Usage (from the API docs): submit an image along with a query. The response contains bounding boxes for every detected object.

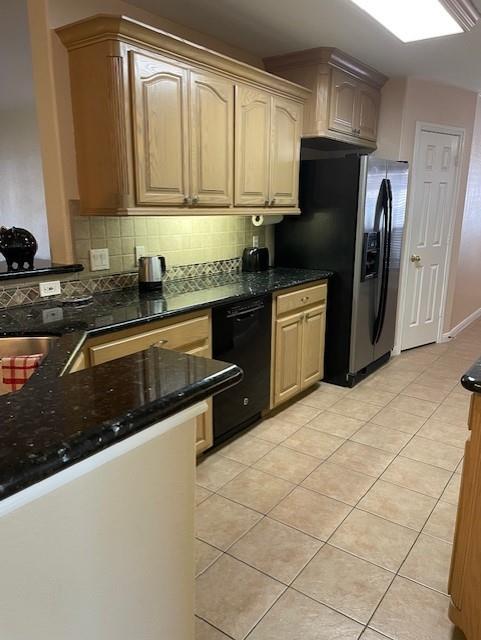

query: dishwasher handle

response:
[226,303,265,319]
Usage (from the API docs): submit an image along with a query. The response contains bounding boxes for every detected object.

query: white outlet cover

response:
[39,281,61,297]
[89,248,110,271]
[252,235,259,248]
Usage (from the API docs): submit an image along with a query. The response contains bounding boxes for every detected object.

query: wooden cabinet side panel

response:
[269,96,302,207]
[449,393,481,638]
[69,42,134,213]
[130,52,190,205]
[234,85,271,206]
[190,71,234,206]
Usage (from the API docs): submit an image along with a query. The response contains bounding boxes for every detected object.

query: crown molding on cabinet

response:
[264,47,387,89]
[56,14,311,102]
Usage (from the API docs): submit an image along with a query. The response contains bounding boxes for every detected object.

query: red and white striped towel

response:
[1,354,43,392]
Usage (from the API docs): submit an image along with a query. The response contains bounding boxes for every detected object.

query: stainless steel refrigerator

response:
[275,155,409,387]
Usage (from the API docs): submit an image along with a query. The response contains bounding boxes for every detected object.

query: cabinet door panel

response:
[130,52,190,205]
[190,72,234,206]
[235,85,270,206]
[301,305,326,389]
[358,83,380,142]
[329,69,358,137]
[274,312,303,405]
[269,96,302,207]
[184,343,213,455]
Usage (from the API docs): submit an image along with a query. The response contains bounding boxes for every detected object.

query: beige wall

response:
[1,1,50,261]
[451,94,481,329]
[376,77,407,161]
[27,0,265,272]
[377,77,478,335]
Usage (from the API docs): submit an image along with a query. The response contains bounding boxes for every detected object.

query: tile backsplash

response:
[73,215,266,275]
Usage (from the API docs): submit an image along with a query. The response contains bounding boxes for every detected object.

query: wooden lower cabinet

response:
[301,305,326,388]
[67,310,213,455]
[271,281,327,408]
[448,392,481,640]
[274,312,304,405]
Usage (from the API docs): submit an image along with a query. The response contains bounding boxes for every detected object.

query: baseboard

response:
[443,306,481,340]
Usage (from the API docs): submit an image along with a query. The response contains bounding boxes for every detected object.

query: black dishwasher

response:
[212,295,272,445]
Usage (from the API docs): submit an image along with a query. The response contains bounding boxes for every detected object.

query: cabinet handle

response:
[301,296,310,303]
[192,195,199,205]
[153,339,168,348]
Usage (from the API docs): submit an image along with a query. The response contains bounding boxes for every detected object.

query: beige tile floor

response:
[195,320,481,639]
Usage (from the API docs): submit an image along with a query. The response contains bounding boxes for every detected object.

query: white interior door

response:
[401,129,460,350]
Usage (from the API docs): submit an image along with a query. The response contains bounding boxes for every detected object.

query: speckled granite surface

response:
[461,358,481,393]
[0,267,330,501]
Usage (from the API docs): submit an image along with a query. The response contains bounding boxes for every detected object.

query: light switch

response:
[89,248,110,271]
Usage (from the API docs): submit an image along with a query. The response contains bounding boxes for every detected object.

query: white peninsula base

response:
[0,402,205,640]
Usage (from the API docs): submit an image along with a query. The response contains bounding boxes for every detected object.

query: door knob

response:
[410,254,421,263]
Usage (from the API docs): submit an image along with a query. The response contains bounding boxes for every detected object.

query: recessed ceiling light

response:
[350,0,480,43]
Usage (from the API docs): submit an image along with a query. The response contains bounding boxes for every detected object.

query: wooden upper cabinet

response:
[358,82,380,142]
[57,16,310,215]
[329,69,359,137]
[235,85,270,206]
[131,53,190,206]
[190,71,234,207]
[270,97,302,207]
[264,47,387,149]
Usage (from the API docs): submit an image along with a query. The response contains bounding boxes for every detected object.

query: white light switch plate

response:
[89,248,110,271]
[39,281,61,297]
[135,245,146,261]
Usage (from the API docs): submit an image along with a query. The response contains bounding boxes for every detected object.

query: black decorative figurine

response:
[0,226,38,271]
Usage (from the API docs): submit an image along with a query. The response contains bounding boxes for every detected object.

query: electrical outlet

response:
[42,307,63,323]
[39,281,61,297]
[89,248,110,271]
[252,235,259,248]
[135,245,146,261]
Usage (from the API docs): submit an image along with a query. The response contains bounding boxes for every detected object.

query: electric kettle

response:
[138,255,166,291]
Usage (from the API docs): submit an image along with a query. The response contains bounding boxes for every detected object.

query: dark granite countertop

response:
[461,358,481,393]
[0,267,330,502]
[0,260,83,281]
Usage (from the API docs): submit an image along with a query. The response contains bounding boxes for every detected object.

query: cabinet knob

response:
[270,198,276,206]
[153,339,168,347]
[192,195,199,205]
[264,200,269,207]
[184,196,192,206]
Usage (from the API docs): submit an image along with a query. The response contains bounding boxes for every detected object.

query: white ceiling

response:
[130,0,481,92]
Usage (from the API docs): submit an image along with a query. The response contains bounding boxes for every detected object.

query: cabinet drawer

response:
[89,315,209,366]
[276,283,327,315]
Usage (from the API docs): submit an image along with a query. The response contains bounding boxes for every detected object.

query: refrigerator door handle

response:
[373,179,392,345]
